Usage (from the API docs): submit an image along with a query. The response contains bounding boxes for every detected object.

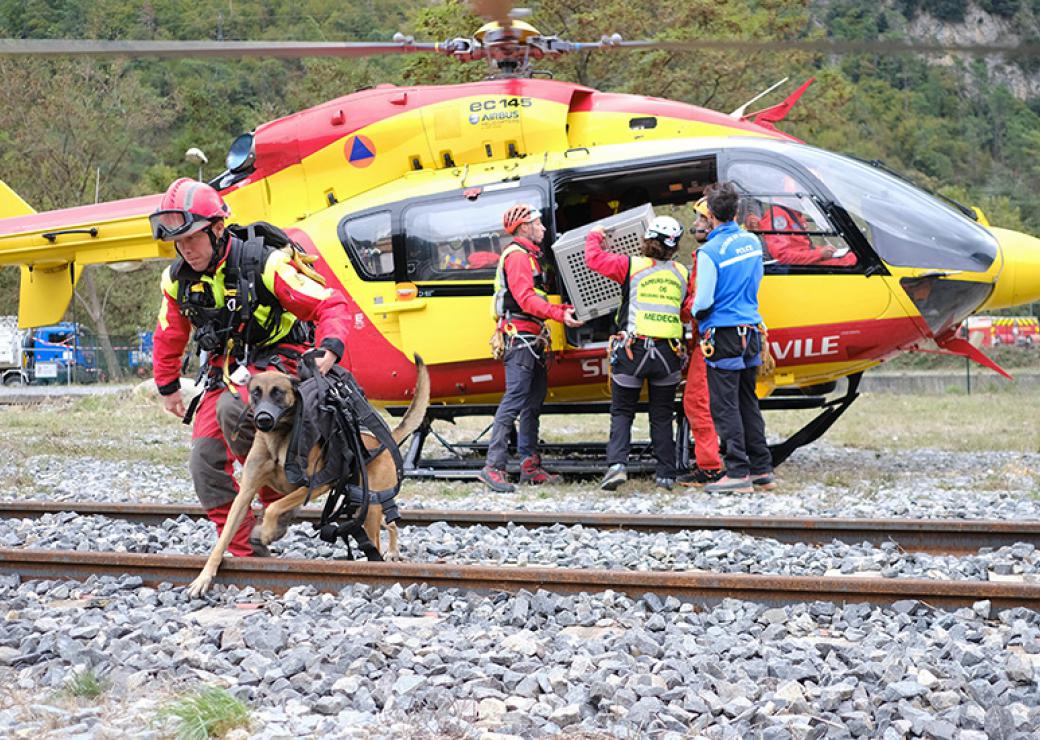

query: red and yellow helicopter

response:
[1,6,1039,472]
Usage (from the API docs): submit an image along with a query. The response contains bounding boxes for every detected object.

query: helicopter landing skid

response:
[391,374,861,481]
[763,372,862,468]
[395,402,663,480]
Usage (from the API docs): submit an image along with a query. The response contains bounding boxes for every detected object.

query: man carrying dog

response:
[150,178,350,555]
[479,202,583,493]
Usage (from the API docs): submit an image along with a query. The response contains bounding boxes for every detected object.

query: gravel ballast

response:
[2,445,1039,522]
[3,513,1040,583]
[0,576,1038,738]
[2,394,1039,737]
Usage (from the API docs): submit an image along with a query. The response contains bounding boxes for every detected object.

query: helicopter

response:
[1,5,1039,475]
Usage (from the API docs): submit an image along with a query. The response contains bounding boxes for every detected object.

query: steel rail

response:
[0,548,1037,611]
[1,501,1037,555]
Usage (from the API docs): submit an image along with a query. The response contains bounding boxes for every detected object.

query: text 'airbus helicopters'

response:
[1,3,1039,472]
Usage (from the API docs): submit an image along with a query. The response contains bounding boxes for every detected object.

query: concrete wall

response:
[860,370,1040,395]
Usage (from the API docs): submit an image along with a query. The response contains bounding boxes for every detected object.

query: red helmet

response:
[502,202,541,234]
[149,178,230,241]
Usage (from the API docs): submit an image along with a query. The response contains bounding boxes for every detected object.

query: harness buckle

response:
[700,328,716,359]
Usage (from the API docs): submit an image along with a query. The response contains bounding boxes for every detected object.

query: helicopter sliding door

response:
[394,182,551,368]
[552,155,719,349]
[721,154,894,382]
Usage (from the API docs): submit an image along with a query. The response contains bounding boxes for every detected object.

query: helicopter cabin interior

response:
[338,149,875,350]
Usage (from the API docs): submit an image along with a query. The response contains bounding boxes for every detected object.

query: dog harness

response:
[283,357,404,561]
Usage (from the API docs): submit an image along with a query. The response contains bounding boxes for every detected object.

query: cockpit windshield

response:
[785,146,998,273]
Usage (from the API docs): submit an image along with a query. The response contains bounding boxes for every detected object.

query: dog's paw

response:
[186,573,213,599]
[383,548,403,562]
[259,508,296,545]
[258,518,279,546]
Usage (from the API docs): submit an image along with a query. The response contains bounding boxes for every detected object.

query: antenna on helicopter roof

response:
[729,77,789,119]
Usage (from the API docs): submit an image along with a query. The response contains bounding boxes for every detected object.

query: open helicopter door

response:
[721,154,894,387]
[392,182,557,371]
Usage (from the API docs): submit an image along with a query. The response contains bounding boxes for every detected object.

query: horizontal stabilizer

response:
[0,192,173,327]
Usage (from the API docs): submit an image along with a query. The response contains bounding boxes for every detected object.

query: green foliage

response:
[978,0,1021,17]
[61,669,108,700]
[156,686,250,740]
[896,0,969,22]
[887,343,1039,370]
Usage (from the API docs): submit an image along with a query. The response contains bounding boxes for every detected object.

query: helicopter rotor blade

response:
[2,35,1039,62]
[608,37,1040,57]
[0,38,441,59]
[470,0,516,28]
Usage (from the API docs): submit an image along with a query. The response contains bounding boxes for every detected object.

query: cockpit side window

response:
[402,187,546,282]
[339,211,394,281]
[782,146,998,273]
[727,161,861,273]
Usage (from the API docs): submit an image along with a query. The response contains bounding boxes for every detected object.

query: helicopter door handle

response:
[373,299,428,314]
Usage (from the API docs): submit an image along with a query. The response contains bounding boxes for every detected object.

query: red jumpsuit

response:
[153,239,350,556]
[758,206,858,267]
[682,257,722,472]
[499,236,570,331]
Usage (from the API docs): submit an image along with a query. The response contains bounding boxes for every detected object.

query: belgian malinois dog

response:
[187,359,429,598]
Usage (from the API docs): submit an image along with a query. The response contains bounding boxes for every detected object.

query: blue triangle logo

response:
[350,137,374,162]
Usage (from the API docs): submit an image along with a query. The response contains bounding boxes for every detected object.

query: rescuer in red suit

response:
[479,203,584,493]
[677,197,725,487]
[755,204,858,267]
[150,178,350,557]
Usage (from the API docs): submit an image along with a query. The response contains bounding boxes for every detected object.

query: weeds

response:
[61,669,107,700]
[155,686,250,740]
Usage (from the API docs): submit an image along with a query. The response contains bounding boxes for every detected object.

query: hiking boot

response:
[655,476,675,491]
[600,464,628,491]
[520,455,561,485]
[676,466,725,488]
[479,466,516,493]
[703,475,754,494]
[752,473,778,491]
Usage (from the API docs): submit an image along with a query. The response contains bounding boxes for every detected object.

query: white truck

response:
[0,315,28,386]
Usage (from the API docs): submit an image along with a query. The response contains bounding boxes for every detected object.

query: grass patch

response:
[886,345,1038,371]
[0,394,189,467]
[764,389,1040,453]
[61,669,107,700]
[156,686,250,740]
[429,387,1039,454]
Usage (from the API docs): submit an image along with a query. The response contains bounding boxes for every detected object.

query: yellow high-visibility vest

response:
[622,256,688,339]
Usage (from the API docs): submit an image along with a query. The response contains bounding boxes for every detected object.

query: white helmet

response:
[644,215,684,250]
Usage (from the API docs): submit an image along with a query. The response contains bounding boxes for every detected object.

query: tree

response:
[0,58,172,371]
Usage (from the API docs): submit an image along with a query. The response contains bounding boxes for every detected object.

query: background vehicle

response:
[0,316,100,385]
[964,316,1038,348]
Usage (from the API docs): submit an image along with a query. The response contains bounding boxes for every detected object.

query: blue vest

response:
[699,221,764,331]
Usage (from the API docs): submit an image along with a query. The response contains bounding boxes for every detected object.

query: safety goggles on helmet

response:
[148,209,212,242]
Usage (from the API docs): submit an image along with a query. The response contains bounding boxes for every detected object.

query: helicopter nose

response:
[978,227,1040,311]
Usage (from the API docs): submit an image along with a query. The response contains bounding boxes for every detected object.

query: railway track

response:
[2,501,1039,555]
[1,548,1038,610]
